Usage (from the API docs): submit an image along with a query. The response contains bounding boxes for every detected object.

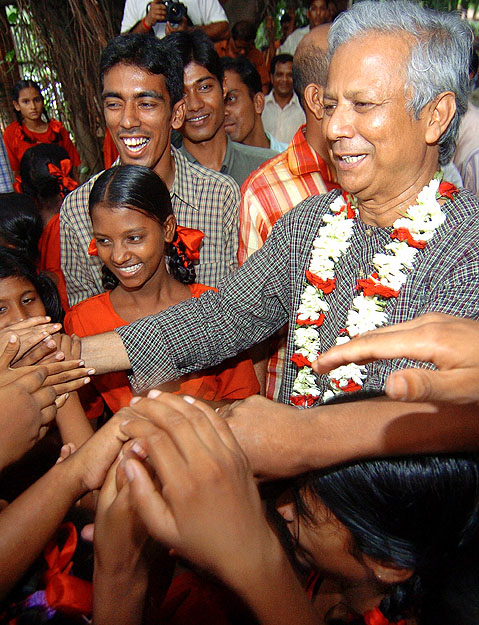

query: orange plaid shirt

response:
[238,125,338,400]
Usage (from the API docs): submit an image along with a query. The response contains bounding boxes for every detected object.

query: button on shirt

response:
[262,91,306,145]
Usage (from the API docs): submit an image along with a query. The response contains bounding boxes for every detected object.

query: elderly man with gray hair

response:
[81,1,479,478]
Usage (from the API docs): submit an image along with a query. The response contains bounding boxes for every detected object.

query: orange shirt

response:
[3,119,81,173]
[64,284,259,418]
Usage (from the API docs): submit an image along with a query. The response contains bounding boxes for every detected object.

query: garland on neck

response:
[290,175,458,408]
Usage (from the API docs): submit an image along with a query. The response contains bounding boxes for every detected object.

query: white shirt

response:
[262,91,306,145]
[121,0,227,38]
[278,25,310,56]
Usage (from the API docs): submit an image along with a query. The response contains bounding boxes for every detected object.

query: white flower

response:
[328,362,368,385]
[292,367,321,395]
[297,285,329,319]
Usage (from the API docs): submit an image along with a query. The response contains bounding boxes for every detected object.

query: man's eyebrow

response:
[102,90,165,100]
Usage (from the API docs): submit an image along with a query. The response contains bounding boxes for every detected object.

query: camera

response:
[151,0,187,24]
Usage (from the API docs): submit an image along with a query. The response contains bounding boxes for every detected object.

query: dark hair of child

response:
[89,165,196,289]
[0,193,43,265]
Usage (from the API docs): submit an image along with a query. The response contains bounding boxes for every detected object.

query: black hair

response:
[0,193,43,265]
[99,34,184,107]
[231,20,257,43]
[292,454,479,624]
[89,165,196,288]
[270,53,293,76]
[0,247,63,323]
[221,56,262,98]
[10,79,49,125]
[20,143,72,201]
[166,30,224,85]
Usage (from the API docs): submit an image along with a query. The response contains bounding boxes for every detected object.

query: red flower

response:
[439,180,458,200]
[390,228,426,249]
[363,607,406,625]
[331,378,362,392]
[291,353,312,368]
[296,314,325,326]
[290,394,316,407]
[306,271,336,294]
[356,277,399,298]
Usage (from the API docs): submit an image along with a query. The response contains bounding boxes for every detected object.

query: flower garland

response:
[290,175,458,408]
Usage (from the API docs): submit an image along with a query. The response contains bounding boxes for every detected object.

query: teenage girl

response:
[64,164,258,417]
[2,80,80,179]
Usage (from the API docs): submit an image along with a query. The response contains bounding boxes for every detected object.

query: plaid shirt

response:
[60,148,240,307]
[117,187,479,403]
[238,125,338,400]
[0,136,13,193]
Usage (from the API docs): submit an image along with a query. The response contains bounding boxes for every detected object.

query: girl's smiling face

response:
[91,203,176,291]
[0,276,46,329]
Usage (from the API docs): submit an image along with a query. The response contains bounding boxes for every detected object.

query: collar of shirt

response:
[171,147,199,210]
[288,125,336,186]
[264,90,302,113]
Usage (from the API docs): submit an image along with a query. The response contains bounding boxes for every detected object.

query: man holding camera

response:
[121,0,229,42]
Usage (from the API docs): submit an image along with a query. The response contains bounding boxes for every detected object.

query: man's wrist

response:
[142,16,152,30]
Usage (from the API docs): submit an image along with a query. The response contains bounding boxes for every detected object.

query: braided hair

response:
[19,144,72,202]
[89,165,196,291]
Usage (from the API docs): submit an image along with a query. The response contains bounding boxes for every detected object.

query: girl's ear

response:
[362,554,414,586]
[164,214,177,243]
[13,100,20,112]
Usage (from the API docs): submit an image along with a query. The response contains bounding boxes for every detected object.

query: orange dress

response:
[64,284,259,418]
[3,120,80,173]
[37,214,69,312]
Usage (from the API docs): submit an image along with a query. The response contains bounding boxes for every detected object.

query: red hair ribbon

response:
[43,522,92,615]
[363,607,406,625]
[47,159,78,195]
[173,225,204,262]
[88,238,98,256]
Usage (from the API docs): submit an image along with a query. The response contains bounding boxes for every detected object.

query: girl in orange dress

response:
[3,80,80,179]
[64,165,258,418]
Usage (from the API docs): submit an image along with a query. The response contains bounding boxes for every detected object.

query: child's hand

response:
[0,318,63,366]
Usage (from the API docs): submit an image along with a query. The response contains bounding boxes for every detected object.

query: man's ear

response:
[424,91,456,147]
[304,83,324,120]
[362,554,414,586]
[253,91,265,115]
[171,98,186,130]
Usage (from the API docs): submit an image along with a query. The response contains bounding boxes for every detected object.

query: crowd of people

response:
[1,0,479,623]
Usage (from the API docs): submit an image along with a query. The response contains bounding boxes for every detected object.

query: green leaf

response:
[6,6,19,24]
[5,50,15,63]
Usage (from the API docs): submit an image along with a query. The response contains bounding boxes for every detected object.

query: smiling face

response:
[271,61,293,100]
[102,64,184,176]
[91,203,175,291]
[223,69,258,143]
[276,490,371,583]
[0,276,46,329]
[13,87,44,123]
[181,62,225,144]
[323,33,437,209]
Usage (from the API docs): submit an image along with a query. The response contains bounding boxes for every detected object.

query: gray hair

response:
[329,1,473,164]
[293,44,329,107]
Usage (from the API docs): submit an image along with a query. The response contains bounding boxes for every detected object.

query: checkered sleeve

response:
[116,216,291,392]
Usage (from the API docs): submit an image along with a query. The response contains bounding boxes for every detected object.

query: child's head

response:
[278,454,479,624]
[11,79,46,125]
[0,247,62,328]
[89,165,196,290]
[0,193,43,265]
[20,144,76,212]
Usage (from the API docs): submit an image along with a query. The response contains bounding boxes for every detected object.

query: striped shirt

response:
[117,188,479,403]
[238,125,338,400]
[60,148,240,307]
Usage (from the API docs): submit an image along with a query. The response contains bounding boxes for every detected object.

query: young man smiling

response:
[170,31,277,186]
[60,34,240,306]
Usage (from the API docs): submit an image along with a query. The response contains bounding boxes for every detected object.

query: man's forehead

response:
[184,61,219,87]
[274,61,293,74]
[103,63,168,90]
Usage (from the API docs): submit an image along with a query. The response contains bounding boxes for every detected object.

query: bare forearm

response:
[0,462,82,598]
[81,332,131,374]
[304,397,479,470]
[93,568,147,625]
[196,21,229,41]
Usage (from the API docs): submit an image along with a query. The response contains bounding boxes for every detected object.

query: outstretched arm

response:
[313,313,479,404]
[120,392,318,625]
